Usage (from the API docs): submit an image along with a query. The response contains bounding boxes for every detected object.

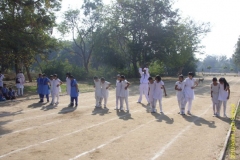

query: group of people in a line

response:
[0,67,231,117]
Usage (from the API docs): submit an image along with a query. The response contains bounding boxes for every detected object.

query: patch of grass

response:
[24,85,37,94]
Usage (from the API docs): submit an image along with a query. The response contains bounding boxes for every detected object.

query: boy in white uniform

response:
[49,75,54,100]
[116,74,122,110]
[94,76,102,107]
[0,71,5,87]
[148,77,155,111]
[218,78,230,117]
[66,73,71,95]
[16,70,25,96]
[137,67,150,103]
[100,77,111,108]
[153,75,167,113]
[51,74,62,105]
[120,75,130,111]
[175,75,185,115]
[183,72,198,115]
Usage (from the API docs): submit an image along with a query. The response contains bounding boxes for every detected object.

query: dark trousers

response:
[40,94,49,101]
[71,97,78,105]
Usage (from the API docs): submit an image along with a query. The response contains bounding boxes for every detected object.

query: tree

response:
[58,0,103,73]
[233,36,240,67]
[0,0,61,81]
[207,66,211,73]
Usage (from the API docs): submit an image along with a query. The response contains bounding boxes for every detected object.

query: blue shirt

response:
[70,79,79,97]
[2,87,8,94]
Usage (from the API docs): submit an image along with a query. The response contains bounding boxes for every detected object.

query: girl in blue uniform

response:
[37,74,43,102]
[69,75,79,107]
[40,74,50,103]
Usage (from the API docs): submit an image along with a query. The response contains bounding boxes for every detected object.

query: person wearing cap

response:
[93,76,101,107]
[119,75,130,111]
[39,74,50,103]
[37,73,43,102]
[115,74,122,110]
[69,75,79,107]
[51,74,62,105]
[0,71,5,87]
[137,66,150,104]
[16,70,25,96]
[100,77,111,108]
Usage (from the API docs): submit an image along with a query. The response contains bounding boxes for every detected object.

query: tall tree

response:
[58,0,103,73]
[0,0,61,81]
[233,36,240,68]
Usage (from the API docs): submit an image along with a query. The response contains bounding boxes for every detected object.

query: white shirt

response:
[148,82,155,101]
[53,78,62,94]
[94,80,102,97]
[175,81,185,100]
[218,83,229,101]
[120,80,129,97]
[153,81,164,100]
[116,80,122,96]
[139,68,149,84]
[66,77,71,95]
[183,78,196,99]
[211,83,220,104]
[101,81,110,97]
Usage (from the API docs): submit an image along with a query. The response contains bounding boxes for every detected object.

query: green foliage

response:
[42,60,87,81]
[149,61,165,76]
[233,37,240,67]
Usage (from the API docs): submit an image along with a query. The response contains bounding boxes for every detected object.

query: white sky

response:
[57,0,240,59]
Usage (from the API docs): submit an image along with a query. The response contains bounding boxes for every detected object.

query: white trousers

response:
[18,88,24,96]
[100,96,108,106]
[138,83,149,103]
[184,98,193,112]
[153,99,162,112]
[212,102,219,114]
[95,96,101,107]
[116,96,122,109]
[218,101,227,115]
[120,97,129,110]
[51,93,59,104]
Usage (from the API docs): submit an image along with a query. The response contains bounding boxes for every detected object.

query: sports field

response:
[0,76,239,160]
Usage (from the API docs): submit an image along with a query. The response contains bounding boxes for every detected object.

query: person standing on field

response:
[183,72,198,115]
[137,65,150,104]
[16,70,25,96]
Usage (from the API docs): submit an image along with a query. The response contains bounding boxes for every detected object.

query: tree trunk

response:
[15,59,19,74]
[132,57,138,78]
[177,67,184,75]
[25,66,32,82]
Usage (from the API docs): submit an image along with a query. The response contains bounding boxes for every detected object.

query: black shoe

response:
[75,104,78,108]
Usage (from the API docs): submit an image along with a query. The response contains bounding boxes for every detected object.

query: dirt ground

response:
[0,76,239,160]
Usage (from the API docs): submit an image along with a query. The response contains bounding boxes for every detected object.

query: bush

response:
[149,61,165,76]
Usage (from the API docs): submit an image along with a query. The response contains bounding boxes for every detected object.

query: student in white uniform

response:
[16,70,25,96]
[148,77,155,112]
[49,75,55,104]
[94,76,102,107]
[115,74,122,110]
[183,72,198,115]
[211,77,220,117]
[175,75,185,115]
[137,67,150,103]
[218,78,230,117]
[51,74,62,105]
[152,75,167,113]
[100,77,111,108]
[0,71,5,87]
[66,73,71,95]
[120,75,130,111]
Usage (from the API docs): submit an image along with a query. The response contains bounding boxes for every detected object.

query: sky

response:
[57,0,240,60]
